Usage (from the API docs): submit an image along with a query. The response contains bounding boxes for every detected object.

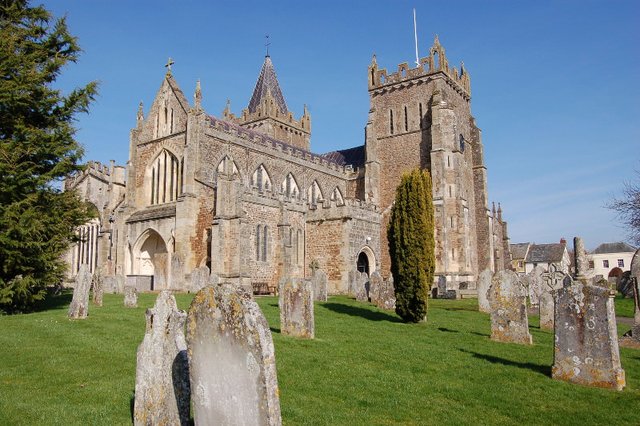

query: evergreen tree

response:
[0,1,97,313]
[387,169,435,323]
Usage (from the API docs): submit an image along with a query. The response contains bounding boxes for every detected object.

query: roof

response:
[321,145,366,168]
[510,243,530,260]
[592,242,636,254]
[525,243,566,263]
[247,56,288,114]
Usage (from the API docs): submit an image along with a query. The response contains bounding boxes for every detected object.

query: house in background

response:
[588,242,636,282]
[524,240,570,274]
[510,242,530,275]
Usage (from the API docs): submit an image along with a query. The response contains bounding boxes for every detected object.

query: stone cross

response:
[186,284,282,425]
[165,57,174,72]
[134,291,190,425]
[540,263,566,330]
[488,270,532,345]
[68,265,91,319]
[552,275,625,390]
[279,278,315,339]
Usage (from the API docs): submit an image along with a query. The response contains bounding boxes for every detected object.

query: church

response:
[64,36,511,296]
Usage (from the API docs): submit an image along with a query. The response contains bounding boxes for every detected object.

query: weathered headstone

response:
[348,269,358,297]
[539,264,566,330]
[134,291,190,425]
[186,285,281,425]
[115,273,125,293]
[279,278,314,339]
[190,266,210,293]
[153,253,168,290]
[552,275,625,390]
[68,265,91,319]
[170,254,185,290]
[311,269,328,302]
[91,269,104,307]
[616,271,634,298]
[124,285,138,308]
[368,271,383,305]
[526,265,546,306]
[488,270,532,345]
[355,272,369,302]
[477,269,492,313]
[376,274,396,310]
[103,275,118,294]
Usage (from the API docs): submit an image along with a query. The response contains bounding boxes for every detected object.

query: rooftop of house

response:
[525,243,567,263]
[510,243,530,260]
[591,242,636,254]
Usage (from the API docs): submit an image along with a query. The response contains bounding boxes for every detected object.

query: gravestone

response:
[539,264,566,330]
[633,278,640,341]
[348,269,358,297]
[68,265,91,319]
[574,236,588,279]
[616,271,634,298]
[115,274,125,293]
[355,272,369,302]
[91,269,104,307]
[134,291,190,425]
[190,266,210,293]
[526,265,546,306]
[124,285,138,308]
[279,278,314,339]
[368,271,384,305]
[103,275,118,294]
[488,270,532,345]
[552,275,625,390]
[477,269,493,313]
[311,269,328,302]
[170,254,185,290]
[153,253,168,290]
[376,275,396,310]
[186,285,281,425]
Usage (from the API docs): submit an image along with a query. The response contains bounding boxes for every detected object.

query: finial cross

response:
[165,57,175,72]
[265,35,271,57]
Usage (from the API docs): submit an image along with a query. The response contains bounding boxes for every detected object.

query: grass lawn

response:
[0,292,639,425]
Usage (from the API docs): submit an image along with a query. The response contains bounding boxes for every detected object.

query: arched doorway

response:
[132,229,168,290]
[608,267,623,287]
[357,252,370,275]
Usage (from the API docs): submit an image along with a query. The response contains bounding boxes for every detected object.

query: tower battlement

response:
[368,36,471,100]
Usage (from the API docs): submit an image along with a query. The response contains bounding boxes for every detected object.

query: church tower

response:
[223,55,311,151]
[365,36,497,291]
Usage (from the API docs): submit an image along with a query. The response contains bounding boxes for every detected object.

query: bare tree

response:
[608,171,640,245]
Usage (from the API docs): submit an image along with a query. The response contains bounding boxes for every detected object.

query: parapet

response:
[64,160,126,191]
[368,35,471,99]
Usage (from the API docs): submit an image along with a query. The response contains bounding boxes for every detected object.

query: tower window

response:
[389,110,394,135]
[459,134,465,152]
[404,106,408,131]
[419,103,423,129]
[149,149,181,205]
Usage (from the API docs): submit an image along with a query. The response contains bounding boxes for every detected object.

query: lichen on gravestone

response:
[279,278,315,339]
[488,269,532,345]
[124,285,138,308]
[134,291,190,425]
[186,284,282,425]
[91,268,104,307]
[477,269,492,313]
[68,264,91,319]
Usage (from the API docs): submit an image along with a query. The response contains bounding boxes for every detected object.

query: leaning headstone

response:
[124,285,138,308]
[311,269,328,302]
[68,265,92,319]
[279,278,314,339]
[190,266,210,293]
[91,269,104,307]
[368,271,384,306]
[539,264,566,330]
[187,285,281,425]
[477,269,492,313]
[488,270,532,345]
[552,275,625,390]
[355,272,369,302]
[134,291,190,425]
[526,265,546,306]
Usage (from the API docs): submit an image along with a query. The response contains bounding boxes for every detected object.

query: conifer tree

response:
[387,169,435,323]
[0,1,97,313]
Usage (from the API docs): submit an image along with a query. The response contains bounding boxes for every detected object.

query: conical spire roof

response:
[247,55,288,114]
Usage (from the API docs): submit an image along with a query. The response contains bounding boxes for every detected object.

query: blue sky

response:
[45,0,639,250]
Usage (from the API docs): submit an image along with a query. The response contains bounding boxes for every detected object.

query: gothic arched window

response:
[217,155,240,176]
[307,180,323,205]
[330,187,345,206]
[149,149,182,205]
[251,164,272,192]
[281,173,299,199]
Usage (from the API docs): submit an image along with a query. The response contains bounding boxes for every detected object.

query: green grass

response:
[615,295,636,318]
[1,293,639,425]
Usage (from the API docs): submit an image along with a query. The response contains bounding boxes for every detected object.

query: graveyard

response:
[0,291,638,425]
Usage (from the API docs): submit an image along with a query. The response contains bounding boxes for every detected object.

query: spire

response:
[137,101,144,123]
[194,79,202,109]
[247,55,288,114]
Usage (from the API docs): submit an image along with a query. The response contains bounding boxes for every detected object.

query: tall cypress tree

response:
[0,1,97,313]
[387,169,435,323]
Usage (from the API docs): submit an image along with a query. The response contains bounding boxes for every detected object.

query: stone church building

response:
[64,36,511,296]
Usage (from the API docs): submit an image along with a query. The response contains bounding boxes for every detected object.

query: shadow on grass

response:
[437,327,459,333]
[270,327,281,334]
[321,303,401,323]
[442,306,478,312]
[470,331,490,337]
[459,348,551,377]
[30,289,73,313]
